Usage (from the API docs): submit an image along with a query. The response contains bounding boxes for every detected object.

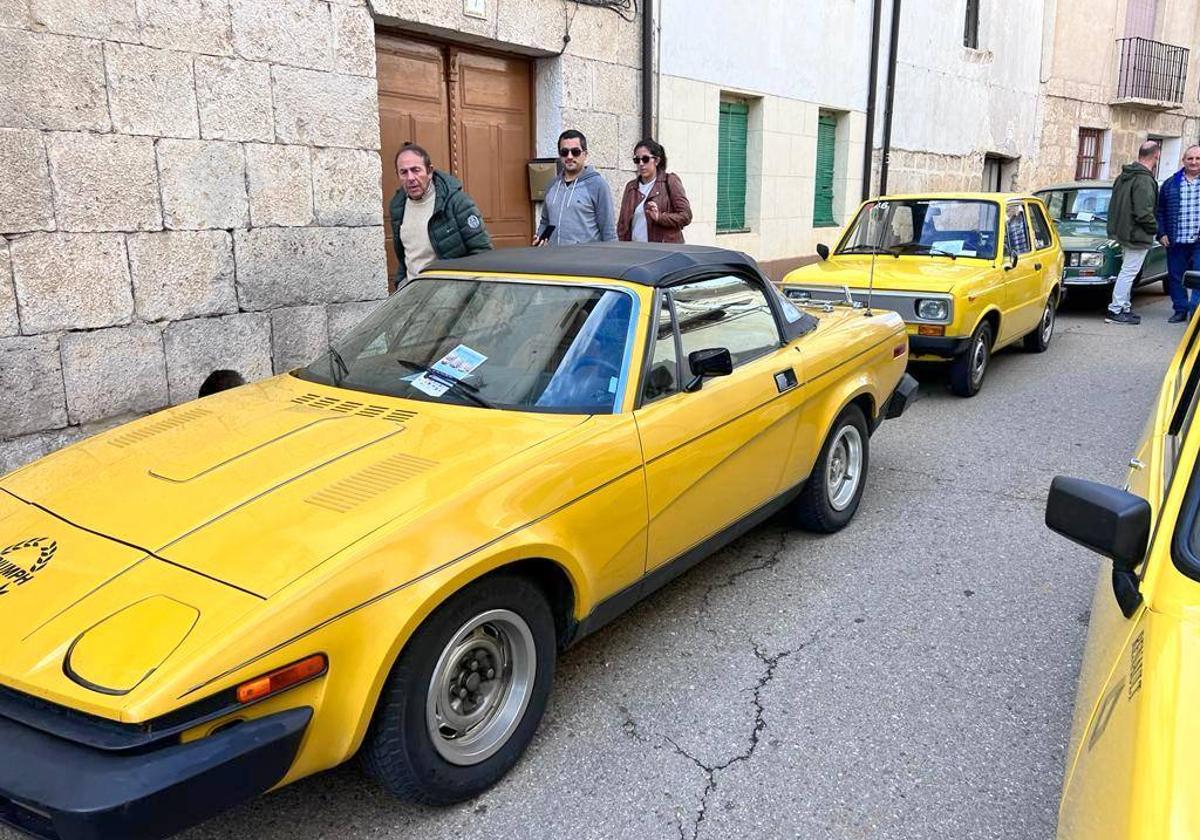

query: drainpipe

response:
[641,0,654,138]
[861,0,882,199]
[879,0,901,196]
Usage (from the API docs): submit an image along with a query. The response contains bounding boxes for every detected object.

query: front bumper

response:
[0,705,311,840]
[907,335,972,359]
[880,373,919,424]
[1062,271,1114,286]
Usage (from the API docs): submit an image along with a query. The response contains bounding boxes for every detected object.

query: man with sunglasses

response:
[534,129,616,246]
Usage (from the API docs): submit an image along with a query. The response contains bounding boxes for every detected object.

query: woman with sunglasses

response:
[617,138,692,243]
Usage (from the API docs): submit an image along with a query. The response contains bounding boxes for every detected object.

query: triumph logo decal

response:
[0,537,56,596]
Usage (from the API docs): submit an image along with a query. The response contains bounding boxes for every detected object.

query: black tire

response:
[361,573,556,805]
[949,321,993,397]
[793,405,870,533]
[1022,294,1056,353]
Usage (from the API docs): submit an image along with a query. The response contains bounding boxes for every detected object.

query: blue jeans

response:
[1167,242,1200,314]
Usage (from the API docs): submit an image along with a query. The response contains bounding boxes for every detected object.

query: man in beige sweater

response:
[389,143,492,287]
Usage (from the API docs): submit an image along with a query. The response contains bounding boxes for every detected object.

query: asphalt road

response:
[2,287,1181,840]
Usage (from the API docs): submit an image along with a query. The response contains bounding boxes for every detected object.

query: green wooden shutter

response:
[717,101,748,232]
[814,114,837,228]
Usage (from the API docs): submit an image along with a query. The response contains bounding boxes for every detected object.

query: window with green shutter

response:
[717,101,748,232]
[814,113,838,228]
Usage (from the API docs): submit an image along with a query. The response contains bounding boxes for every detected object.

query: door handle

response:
[1034,262,1043,270]
[773,368,798,393]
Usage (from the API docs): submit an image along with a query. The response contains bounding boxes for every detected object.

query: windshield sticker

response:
[410,373,452,397]
[431,344,487,381]
[0,537,56,596]
[1076,211,1095,222]
[936,239,966,255]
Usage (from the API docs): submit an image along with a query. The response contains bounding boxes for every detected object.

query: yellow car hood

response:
[1,375,588,598]
[785,256,998,294]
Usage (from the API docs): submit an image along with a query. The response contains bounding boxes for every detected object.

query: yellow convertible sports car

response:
[1046,270,1200,838]
[782,193,1064,397]
[0,243,915,839]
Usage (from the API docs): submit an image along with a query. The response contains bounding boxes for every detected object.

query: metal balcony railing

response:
[1115,37,1189,105]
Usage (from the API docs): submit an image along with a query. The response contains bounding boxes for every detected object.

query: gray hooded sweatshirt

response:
[538,166,617,245]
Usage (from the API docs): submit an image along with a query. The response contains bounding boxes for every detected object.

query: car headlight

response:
[1078,252,1104,267]
[916,299,948,321]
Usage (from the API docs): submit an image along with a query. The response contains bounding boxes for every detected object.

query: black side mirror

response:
[1045,476,1151,617]
[1004,248,1019,270]
[683,348,733,392]
[816,243,830,261]
[1184,270,1200,290]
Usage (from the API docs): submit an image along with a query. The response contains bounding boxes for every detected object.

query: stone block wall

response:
[0,0,389,474]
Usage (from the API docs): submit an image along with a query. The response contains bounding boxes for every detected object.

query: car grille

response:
[784,286,952,324]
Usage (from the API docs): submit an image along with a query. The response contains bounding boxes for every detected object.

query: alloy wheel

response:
[426,609,537,766]
[826,425,864,511]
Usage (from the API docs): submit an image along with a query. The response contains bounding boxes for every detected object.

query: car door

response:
[1058,315,1200,837]
[633,274,804,573]
[1001,200,1041,341]
[1026,199,1059,303]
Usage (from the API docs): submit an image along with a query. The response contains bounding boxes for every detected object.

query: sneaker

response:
[1105,311,1140,325]
[1169,311,1189,323]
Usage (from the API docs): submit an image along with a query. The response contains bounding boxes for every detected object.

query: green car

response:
[1034,180,1168,295]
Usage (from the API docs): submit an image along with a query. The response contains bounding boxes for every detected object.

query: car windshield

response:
[837,199,1000,259]
[1036,188,1111,223]
[295,277,637,414]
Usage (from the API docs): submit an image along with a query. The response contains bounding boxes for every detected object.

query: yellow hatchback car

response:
[1046,270,1200,839]
[783,193,1065,396]
[0,243,915,839]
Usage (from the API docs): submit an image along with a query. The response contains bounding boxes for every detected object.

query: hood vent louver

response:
[108,407,213,449]
[304,452,437,513]
[291,393,416,424]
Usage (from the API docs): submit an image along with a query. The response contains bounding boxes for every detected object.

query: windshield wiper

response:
[327,344,350,384]
[395,358,497,409]
[889,243,958,259]
[839,244,897,257]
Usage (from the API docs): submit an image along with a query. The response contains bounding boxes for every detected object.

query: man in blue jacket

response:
[1156,144,1200,321]
[533,129,617,246]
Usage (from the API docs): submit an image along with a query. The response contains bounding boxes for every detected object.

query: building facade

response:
[656,0,872,276]
[1032,0,1200,187]
[0,0,643,471]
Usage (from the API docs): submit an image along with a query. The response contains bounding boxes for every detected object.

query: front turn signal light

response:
[917,325,945,336]
[236,654,327,704]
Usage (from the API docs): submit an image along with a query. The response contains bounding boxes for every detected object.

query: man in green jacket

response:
[1105,140,1161,325]
[390,143,492,287]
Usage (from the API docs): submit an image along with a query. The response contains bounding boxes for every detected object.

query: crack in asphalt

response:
[700,530,790,612]
[619,635,818,840]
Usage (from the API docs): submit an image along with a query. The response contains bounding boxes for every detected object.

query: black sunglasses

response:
[633,155,656,164]
[558,147,584,158]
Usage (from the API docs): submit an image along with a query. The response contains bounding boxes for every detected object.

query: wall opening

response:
[198,370,246,398]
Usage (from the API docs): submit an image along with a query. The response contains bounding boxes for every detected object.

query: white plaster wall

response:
[659,0,873,112]
[888,0,1044,160]
[659,77,863,262]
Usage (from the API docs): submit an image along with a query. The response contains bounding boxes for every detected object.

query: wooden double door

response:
[376,34,534,284]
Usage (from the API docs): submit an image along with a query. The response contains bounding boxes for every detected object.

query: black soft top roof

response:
[426,242,761,287]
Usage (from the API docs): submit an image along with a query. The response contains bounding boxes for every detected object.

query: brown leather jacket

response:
[616,172,692,243]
